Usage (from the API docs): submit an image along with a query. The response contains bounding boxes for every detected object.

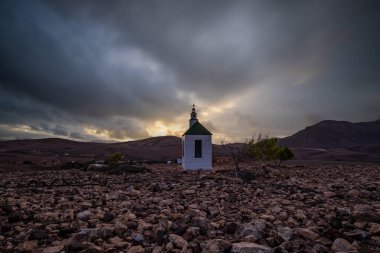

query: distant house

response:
[182,105,212,170]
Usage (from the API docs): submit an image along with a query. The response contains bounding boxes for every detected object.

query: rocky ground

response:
[0,163,379,253]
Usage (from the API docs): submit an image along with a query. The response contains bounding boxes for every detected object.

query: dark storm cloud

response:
[0,0,379,140]
[0,0,185,120]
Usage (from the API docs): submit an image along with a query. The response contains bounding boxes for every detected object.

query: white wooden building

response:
[182,105,212,170]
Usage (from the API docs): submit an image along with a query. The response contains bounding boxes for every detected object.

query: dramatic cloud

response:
[0,0,379,142]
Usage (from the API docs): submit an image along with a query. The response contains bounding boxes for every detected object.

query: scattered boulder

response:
[168,234,188,249]
[296,228,319,241]
[101,212,115,222]
[15,240,38,252]
[231,242,271,253]
[76,210,92,221]
[42,245,65,253]
[277,226,293,241]
[1,164,380,253]
[368,223,380,235]
[201,239,232,253]
[331,238,356,252]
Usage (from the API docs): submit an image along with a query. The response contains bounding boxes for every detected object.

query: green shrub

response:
[106,153,123,165]
[248,138,294,167]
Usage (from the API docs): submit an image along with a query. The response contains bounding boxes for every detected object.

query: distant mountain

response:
[279,119,380,149]
[277,119,380,162]
[1,119,380,164]
[0,136,182,161]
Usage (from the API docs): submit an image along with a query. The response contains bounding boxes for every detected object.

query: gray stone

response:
[168,234,188,249]
[15,240,38,251]
[42,245,65,253]
[132,232,144,243]
[277,227,293,241]
[192,217,210,231]
[296,228,319,241]
[201,239,232,253]
[76,210,92,221]
[231,242,271,253]
[331,238,356,253]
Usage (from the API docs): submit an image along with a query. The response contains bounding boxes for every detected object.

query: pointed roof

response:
[182,121,212,136]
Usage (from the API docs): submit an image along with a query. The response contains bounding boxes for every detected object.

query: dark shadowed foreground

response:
[0,164,379,253]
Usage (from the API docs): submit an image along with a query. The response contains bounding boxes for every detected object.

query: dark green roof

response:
[182,121,212,136]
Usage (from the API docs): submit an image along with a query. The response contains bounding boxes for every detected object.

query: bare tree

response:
[221,133,269,177]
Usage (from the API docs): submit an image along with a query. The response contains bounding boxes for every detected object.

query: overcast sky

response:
[1,0,379,142]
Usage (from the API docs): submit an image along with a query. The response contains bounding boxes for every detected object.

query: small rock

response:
[73,229,98,242]
[260,214,276,222]
[353,204,377,222]
[138,220,153,231]
[127,221,138,229]
[127,245,145,253]
[15,240,38,251]
[236,222,265,241]
[166,242,174,251]
[295,210,307,221]
[242,235,258,243]
[354,221,367,229]
[42,245,65,253]
[168,234,188,249]
[348,189,360,198]
[343,229,370,240]
[323,191,336,198]
[201,239,232,253]
[186,227,200,238]
[272,206,282,214]
[315,237,332,246]
[368,223,380,234]
[182,189,196,195]
[371,236,380,246]
[192,217,210,232]
[231,242,271,253]
[109,236,124,244]
[331,238,356,253]
[86,243,104,252]
[97,227,114,239]
[132,232,144,243]
[76,210,92,221]
[226,222,239,234]
[296,228,319,241]
[152,246,163,253]
[277,227,293,241]
[188,209,207,218]
[102,212,115,222]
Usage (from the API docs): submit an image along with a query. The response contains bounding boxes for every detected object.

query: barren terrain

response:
[1,163,379,253]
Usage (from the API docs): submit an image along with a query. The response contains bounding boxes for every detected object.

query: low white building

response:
[182,105,212,170]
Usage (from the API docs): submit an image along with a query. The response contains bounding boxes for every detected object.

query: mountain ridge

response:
[0,119,379,162]
[279,118,380,149]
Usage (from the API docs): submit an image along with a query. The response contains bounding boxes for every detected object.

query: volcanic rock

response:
[201,239,232,253]
[331,238,357,252]
[296,228,319,241]
[15,240,38,251]
[168,234,188,249]
[42,245,65,253]
[231,242,271,253]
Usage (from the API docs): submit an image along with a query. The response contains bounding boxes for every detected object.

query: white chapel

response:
[182,105,212,170]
